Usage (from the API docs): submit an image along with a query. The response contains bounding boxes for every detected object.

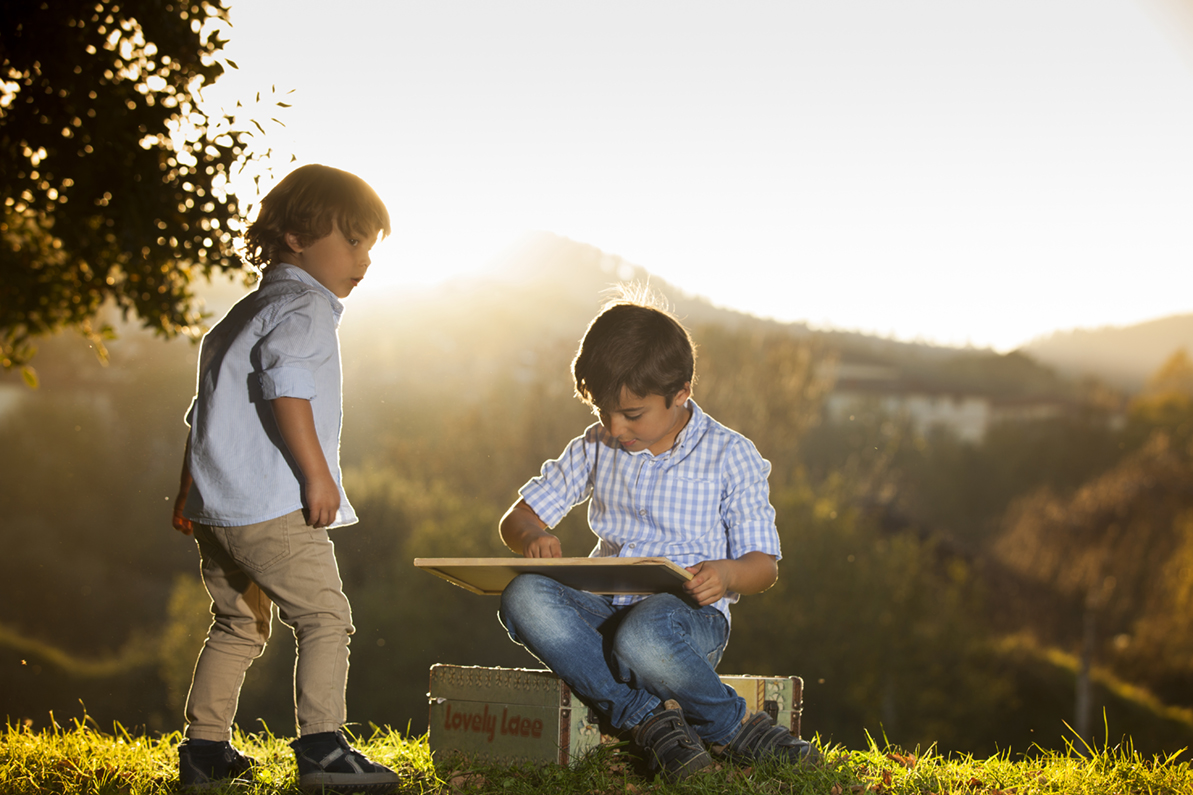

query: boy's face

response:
[596,383,692,456]
[284,224,379,299]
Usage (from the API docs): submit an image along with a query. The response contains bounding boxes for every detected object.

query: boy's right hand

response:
[521,530,563,558]
[303,473,341,529]
[500,500,562,557]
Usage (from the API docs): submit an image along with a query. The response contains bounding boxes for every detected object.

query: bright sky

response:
[206,0,1193,352]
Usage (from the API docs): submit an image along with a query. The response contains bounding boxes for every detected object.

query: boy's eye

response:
[347,238,360,246]
[624,414,642,421]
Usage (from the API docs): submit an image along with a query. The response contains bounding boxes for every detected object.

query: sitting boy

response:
[172,164,400,793]
[497,299,817,782]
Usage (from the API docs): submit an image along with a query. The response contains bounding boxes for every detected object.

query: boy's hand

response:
[500,500,562,557]
[303,473,341,529]
[271,397,339,529]
[173,443,195,535]
[683,560,732,606]
[684,552,779,606]
[172,496,194,535]
[522,530,563,559]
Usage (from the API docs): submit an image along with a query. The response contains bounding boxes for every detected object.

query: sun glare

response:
[204,0,1193,352]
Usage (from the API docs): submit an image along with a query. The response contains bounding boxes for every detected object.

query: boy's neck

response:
[648,400,692,456]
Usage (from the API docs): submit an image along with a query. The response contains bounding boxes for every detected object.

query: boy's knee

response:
[612,595,687,666]
[621,593,685,634]
[500,573,551,614]
[207,622,269,660]
[290,613,354,637]
[499,573,550,635]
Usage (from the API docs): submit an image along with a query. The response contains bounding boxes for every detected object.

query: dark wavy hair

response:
[243,164,391,269]
[572,299,696,410]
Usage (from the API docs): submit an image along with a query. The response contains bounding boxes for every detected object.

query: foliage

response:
[727,480,1015,753]
[928,349,1080,398]
[0,0,273,378]
[995,431,1193,696]
[1127,348,1193,441]
[694,325,834,489]
[799,402,1125,551]
[997,434,1193,606]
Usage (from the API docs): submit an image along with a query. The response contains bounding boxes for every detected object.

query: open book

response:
[413,556,693,596]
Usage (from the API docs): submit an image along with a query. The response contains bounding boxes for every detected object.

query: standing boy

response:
[498,299,818,782]
[172,164,399,793]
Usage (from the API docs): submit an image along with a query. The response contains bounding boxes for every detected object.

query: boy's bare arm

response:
[683,551,778,607]
[172,433,195,536]
[500,499,562,558]
[271,396,340,528]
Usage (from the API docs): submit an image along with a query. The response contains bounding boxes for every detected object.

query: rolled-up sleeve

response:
[257,293,334,401]
[520,427,599,528]
[722,439,782,561]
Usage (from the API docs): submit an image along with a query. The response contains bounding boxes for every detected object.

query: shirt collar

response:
[621,399,708,461]
[264,262,346,325]
[671,399,707,456]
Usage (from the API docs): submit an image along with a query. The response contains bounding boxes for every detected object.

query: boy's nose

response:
[607,415,627,438]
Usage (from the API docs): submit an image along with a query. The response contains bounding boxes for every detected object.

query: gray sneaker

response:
[178,740,257,789]
[290,730,400,794]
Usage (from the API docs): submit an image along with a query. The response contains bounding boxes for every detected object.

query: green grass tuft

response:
[3,717,1193,794]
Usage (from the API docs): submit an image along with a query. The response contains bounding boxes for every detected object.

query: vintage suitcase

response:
[719,674,803,736]
[428,664,804,766]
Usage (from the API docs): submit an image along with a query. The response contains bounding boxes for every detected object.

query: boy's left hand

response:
[683,552,779,606]
[683,560,731,606]
[172,497,194,535]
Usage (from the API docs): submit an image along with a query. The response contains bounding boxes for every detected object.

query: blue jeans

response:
[499,574,746,744]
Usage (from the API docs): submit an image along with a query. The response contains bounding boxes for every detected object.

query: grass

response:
[2,716,1192,795]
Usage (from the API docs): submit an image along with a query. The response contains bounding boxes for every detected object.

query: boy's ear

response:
[674,382,692,405]
[284,232,304,254]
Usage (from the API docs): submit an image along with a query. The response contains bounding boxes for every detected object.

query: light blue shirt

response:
[182,262,357,528]
[520,400,781,622]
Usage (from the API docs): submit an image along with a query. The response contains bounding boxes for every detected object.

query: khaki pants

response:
[184,510,354,741]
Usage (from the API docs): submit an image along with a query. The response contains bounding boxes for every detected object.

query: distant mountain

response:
[1022,315,1193,392]
[353,230,802,334]
[339,231,805,396]
[342,231,1077,403]
[347,230,1004,354]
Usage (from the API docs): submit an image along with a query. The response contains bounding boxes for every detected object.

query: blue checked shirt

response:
[520,400,781,622]
[182,262,357,528]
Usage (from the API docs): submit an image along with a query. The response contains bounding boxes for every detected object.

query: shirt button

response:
[628,543,636,549]
[638,509,647,516]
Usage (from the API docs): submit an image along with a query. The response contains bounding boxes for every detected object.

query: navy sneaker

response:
[290,730,400,794]
[631,700,713,783]
[713,710,822,765]
[178,740,257,789]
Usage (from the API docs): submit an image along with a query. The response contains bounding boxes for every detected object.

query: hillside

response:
[2,230,1110,406]
[1023,314,1193,391]
[339,231,1082,405]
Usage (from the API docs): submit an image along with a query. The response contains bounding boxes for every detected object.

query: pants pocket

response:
[224,513,294,573]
